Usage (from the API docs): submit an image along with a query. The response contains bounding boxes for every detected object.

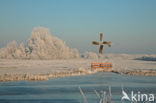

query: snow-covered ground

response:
[0,59,93,75]
[0,27,155,81]
[0,54,156,81]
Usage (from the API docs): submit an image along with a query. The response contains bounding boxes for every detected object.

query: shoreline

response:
[0,58,156,82]
[0,69,156,82]
[0,68,96,82]
[113,69,156,76]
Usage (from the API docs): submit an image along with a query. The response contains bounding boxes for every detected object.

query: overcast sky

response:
[0,0,156,54]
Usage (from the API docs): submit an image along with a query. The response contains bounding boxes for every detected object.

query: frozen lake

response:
[0,72,156,103]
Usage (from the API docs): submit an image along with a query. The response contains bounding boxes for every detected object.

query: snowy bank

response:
[0,56,156,81]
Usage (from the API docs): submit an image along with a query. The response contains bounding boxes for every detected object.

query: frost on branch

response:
[0,27,80,59]
[83,51,98,59]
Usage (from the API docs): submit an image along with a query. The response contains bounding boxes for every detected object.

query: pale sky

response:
[0,0,156,54]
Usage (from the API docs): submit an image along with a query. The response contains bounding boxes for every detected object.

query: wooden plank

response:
[91,62,112,69]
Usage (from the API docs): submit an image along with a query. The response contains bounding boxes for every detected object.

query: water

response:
[0,72,156,103]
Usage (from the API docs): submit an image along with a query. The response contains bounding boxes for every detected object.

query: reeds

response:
[0,68,95,81]
[79,86,112,103]
[0,67,155,81]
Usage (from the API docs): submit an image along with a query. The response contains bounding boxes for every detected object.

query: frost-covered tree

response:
[83,51,98,59]
[0,40,18,59]
[0,27,80,59]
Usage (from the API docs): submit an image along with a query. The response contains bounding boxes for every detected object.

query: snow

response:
[0,27,80,59]
[0,27,156,81]
[0,54,156,81]
[135,55,156,61]
[82,51,98,59]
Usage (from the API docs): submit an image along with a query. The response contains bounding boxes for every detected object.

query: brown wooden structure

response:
[91,62,112,70]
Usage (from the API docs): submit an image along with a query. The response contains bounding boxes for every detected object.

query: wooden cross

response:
[92,33,111,54]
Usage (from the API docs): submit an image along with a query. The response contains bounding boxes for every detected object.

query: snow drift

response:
[0,27,80,59]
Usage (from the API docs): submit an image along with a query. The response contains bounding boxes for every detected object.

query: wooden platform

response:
[91,62,112,71]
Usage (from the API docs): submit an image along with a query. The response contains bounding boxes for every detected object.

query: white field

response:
[0,27,155,81]
[0,54,156,81]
